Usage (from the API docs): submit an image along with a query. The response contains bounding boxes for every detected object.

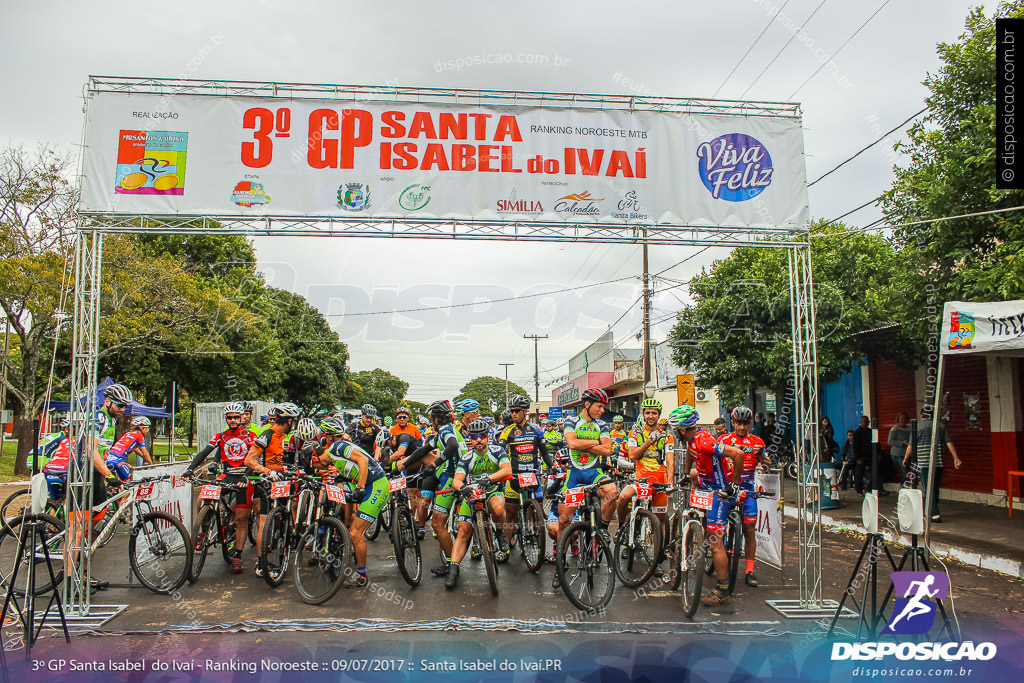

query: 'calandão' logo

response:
[696,133,773,202]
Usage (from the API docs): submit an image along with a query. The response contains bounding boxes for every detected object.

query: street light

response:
[644,380,657,399]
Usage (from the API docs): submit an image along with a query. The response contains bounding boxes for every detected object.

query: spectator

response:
[838,430,855,489]
[912,409,961,523]
[852,416,873,495]
[713,417,728,437]
[887,411,912,486]
[764,412,779,457]
[752,412,765,438]
[819,416,837,462]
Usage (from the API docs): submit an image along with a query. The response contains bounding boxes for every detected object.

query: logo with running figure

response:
[883,571,949,635]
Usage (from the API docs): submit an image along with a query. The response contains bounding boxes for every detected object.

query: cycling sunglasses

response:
[468,433,489,441]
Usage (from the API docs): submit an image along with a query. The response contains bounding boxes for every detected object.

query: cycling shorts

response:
[45,474,66,502]
[564,467,612,492]
[456,485,503,523]
[216,473,254,509]
[547,506,580,525]
[706,492,732,534]
[430,473,455,515]
[741,480,757,524]
[106,458,132,482]
[503,475,544,502]
[625,469,668,513]
[351,477,390,524]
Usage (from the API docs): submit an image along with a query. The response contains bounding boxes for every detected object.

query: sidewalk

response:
[782,479,1024,577]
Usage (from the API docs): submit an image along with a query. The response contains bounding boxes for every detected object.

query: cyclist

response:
[290,417,321,470]
[73,382,134,592]
[395,400,465,577]
[389,407,426,537]
[241,401,261,438]
[556,388,617,589]
[667,405,745,607]
[542,419,563,453]
[106,416,154,481]
[717,405,769,588]
[183,401,258,573]
[609,415,628,459]
[499,395,553,551]
[346,404,380,458]
[243,402,301,577]
[455,399,481,438]
[445,419,512,589]
[42,418,72,502]
[713,417,728,438]
[312,416,389,588]
[616,398,674,529]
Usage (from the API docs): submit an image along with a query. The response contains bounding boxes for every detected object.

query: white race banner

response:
[941,300,1024,356]
[81,91,808,228]
[130,463,191,567]
[754,472,782,570]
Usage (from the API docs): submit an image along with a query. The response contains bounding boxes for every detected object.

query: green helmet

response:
[666,405,700,428]
[384,416,394,427]
[640,397,663,412]
[612,415,624,424]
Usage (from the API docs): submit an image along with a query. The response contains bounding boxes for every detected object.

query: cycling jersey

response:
[717,432,766,483]
[564,415,610,470]
[39,433,70,474]
[190,425,256,475]
[433,424,467,479]
[627,424,674,476]
[251,426,287,473]
[107,430,147,460]
[543,429,563,452]
[610,428,628,457]
[689,428,732,490]
[390,423,422,441]
[498,423,550,473]
[327,440,386,487]
[345,419,380,456]
[76,406,118,467]
[456,443,509,478]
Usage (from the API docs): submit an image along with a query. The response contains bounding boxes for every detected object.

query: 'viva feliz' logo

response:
[696,133,773,202]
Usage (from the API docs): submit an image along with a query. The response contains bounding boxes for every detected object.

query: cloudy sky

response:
[1,0,984,403]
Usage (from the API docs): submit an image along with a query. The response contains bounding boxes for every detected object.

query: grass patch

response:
[0,437,195,482]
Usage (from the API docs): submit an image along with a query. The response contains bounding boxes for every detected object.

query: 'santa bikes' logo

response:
[696,133,773,202]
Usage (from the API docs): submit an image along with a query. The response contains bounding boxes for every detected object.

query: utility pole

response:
[642,234,651,385]
[523,334,548,404]
[498,363,514,407]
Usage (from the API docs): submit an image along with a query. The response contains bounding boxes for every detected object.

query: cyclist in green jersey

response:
[445,419,511,589]
[455,399,481,438]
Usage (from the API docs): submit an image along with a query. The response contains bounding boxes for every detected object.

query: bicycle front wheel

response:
[613,508,662,588]
[556,521,614,613]
[473,508,499,596]
[0,488,31,533]
[294,516,351,605]
[128,511,191,594]
[260,506,292,588]
[680,520,705,617]
[219,505,239,565]
[189,505,217,583]
[517,499,545,573]
[664,514,682,591]
[726,513,743,594]
[391,506,422,587]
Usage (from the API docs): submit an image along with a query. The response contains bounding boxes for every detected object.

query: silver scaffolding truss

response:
[66,77,825,618]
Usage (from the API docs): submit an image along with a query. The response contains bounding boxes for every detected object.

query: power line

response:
[738,0,831,100]
[787,0,893,100]
[807,106,928,188]
[814,203,1024,238]
[712,0,793,98]
[538,293,643,375]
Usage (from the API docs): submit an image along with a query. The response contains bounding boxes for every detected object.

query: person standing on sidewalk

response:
[887,411,912,486]
[912,409,961,523]
[852,416,873,494]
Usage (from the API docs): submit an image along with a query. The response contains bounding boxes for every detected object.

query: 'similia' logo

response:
[554,191,603,217]
[883,571,949,635]
[399,184,431,211]
[338,183,371,211]
[947,311,975,350]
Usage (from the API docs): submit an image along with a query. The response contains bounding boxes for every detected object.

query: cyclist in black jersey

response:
[499,395,553,548]
[345,404,381,457]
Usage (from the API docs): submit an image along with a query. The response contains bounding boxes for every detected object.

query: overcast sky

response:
[1,0,984,403]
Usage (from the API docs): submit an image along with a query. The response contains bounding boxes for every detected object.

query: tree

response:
[667,222,911,408]
[456,376,531,416]
[348,368,409,417]
[882,3,1024,344]
[402,400,428,418]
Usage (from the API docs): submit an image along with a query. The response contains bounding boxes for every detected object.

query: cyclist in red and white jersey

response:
[717,405,770,587]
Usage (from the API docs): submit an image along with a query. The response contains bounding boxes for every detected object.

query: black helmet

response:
[508,395,531,410]
[731,405,754,423]
[499,409,513,426]
[581,388,609,405]
[467,419,490,436]
[427,400,454,417]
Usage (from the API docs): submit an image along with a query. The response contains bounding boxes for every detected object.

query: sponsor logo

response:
[223,437,249,462]
[696,133,773,202]
[884,571,948,635]
[947,311,975,350]
[831,642,996,662]
[231,180,271,207]
[398,183,431,210]
[611,190,649,220]
[515,443,533,453]
[554,191,603,217]
[338,183,371,211]
[114,130,188,196]
[497,188,543,214]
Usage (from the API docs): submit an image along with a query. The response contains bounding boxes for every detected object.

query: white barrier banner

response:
[131,463,191,565]
[81,92,809,228]
[754,472,782,569]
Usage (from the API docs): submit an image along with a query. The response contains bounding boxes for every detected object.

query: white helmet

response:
[295,418,319,441]
[131,416,151,428]
[375,429,390,448]
[105,383,133,405]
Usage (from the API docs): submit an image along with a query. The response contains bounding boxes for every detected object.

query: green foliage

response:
[456,375,531,416]
[347,368,410,417]
[882,2,1024,344]
[668,222,911,400]
[402,400,428,418]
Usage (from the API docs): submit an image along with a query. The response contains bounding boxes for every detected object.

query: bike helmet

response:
[667,405,700,428]
[269,402,302,419]
[319,417,347,435]
[383,416,393,427]
[295,417,319,441]
[395,406,410,417]
[417,415,429,426]
[223,401,246,416]
[581,388,608,405]
[375,429,391,448]
[59,417,71,429]
[641,397,663,412]
[361,403,377,417]
[427,400,454,417]
[557,418,565,426]
[730,405,754,423]
[467,419,490,436]
[612,415,624,424]
[455,398,480,413]
[499,409,513,426]
[243,401,255,413]
[104,383,133,405]
[131,416,151,427]
[508,394,531,410]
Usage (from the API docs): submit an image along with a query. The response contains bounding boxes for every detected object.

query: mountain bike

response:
[669,485,713,617]
[508,471,545,573]
[436,481,503,596]
[554,478,616,613]
[719,487,775,594]
[186,476,249,582]
[258,469,321,588]
[292,477,352,605]
[385,473,422,587]
[613,479,666,588]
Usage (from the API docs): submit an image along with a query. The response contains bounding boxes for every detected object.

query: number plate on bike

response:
[389,476,406,492]
[690,489,713,510]
[136,482,154,500]
[325,484,346,503]
[198,485,221,500]
[270,481,291,499]
[636,481,652,500]
[517,472,538,487]
[564,486,585,507]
